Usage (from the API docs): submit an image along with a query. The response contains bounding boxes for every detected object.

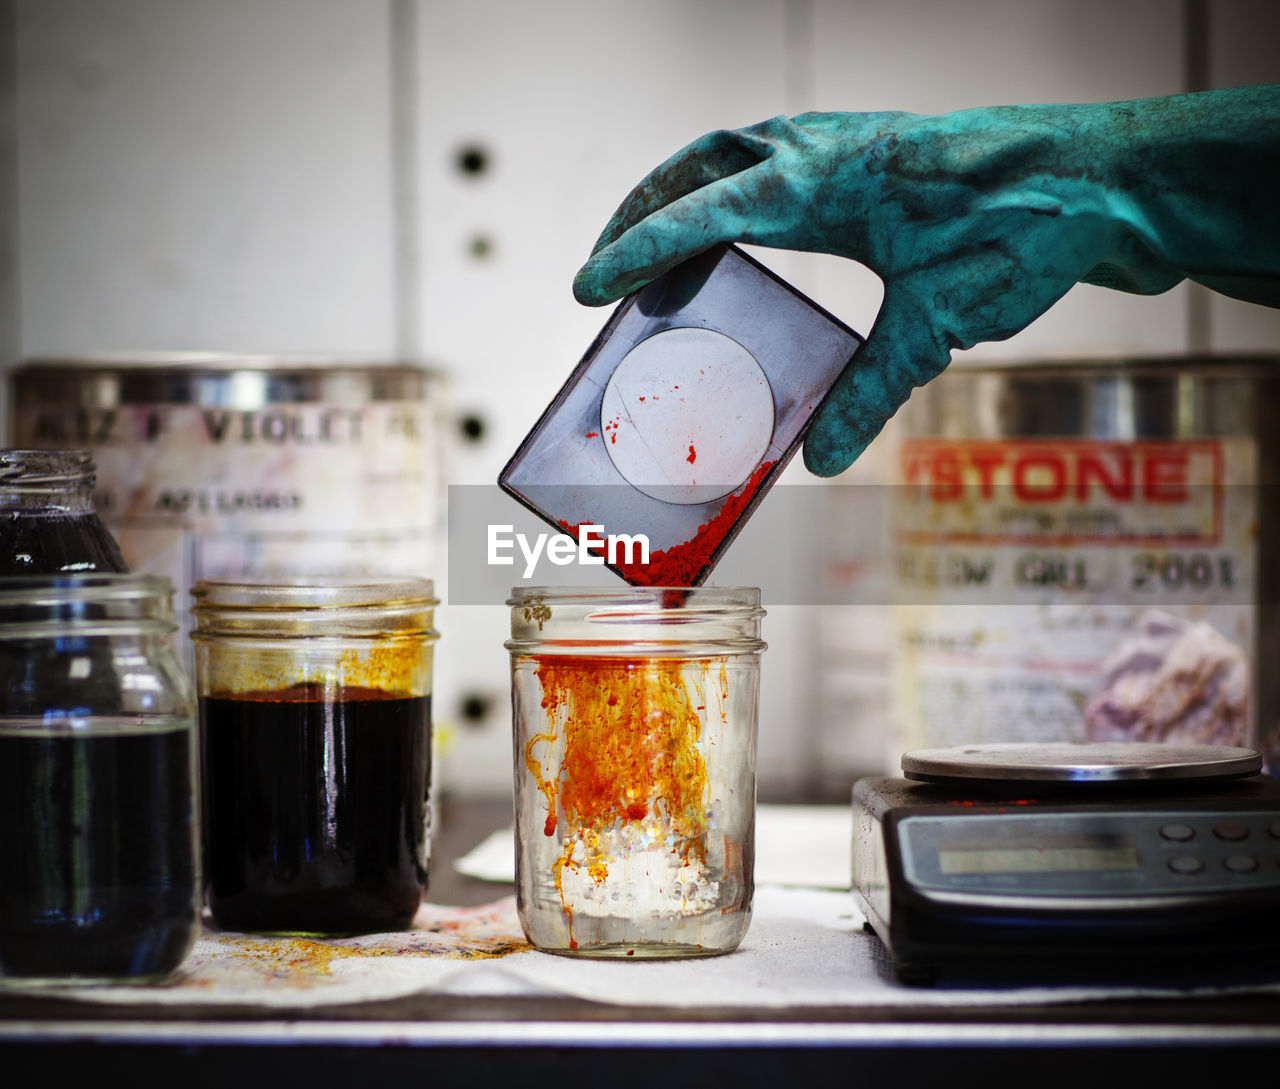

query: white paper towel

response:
[29,885,1280,1011]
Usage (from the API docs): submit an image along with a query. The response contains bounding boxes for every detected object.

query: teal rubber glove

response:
[573,85,1280,477]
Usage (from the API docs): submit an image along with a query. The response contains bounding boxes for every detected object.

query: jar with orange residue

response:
[507,586,765,958]
[191,576,438,936]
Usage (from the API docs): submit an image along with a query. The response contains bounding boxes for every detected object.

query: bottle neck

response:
[0,450,97,515]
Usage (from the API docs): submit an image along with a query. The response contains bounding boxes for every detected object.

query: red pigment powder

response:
[561,460,775,586]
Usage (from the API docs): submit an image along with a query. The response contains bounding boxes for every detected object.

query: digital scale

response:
[852,743,1280,983]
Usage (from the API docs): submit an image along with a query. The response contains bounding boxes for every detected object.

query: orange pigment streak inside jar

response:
[523,655,727,948]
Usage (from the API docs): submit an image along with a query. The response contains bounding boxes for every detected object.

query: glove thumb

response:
[802,290,952,477]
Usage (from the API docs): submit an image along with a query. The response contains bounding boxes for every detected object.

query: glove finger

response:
[801,243,1075,476]
[573,166,783,306]
[802,290,951,477]
[588,118,800,259]
[1080,234,1185,295]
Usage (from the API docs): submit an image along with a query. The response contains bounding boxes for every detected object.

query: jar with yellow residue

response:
[191,576,437,936]
[507,586,765,957]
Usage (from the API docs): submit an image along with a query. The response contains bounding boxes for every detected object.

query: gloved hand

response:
[574,85,1280,476]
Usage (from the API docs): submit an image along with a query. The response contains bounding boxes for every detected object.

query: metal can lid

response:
[14,350,439,374]
[901,741,1262,785]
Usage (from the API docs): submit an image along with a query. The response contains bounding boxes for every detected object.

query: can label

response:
[13,399,442,599]
[892,437,1257,749]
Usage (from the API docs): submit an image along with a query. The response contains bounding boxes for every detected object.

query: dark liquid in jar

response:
[202,684,432,935]
[0,721,198,980]
[0,511,128,574]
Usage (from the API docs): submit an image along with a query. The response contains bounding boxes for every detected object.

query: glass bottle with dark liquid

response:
[1,450,128,574]
[0,574,199,985]
[191,577,438,936]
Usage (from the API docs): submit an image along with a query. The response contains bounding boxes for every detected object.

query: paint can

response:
[890,354,1280,765]
[8,353,445,635]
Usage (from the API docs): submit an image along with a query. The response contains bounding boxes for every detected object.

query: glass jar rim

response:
[506,584,764,656]
[507,585,759,608]
[191,574,437,610]
[0,572,176,634]
[0,571,172,603]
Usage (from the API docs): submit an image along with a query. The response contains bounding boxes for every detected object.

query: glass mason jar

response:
[507,586,765,958]
[0,574,199,986]
[190,576,438,936]
[1,449,128,575]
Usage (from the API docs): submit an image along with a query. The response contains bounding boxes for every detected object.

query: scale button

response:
[1223,854,1260,874]
[1167,855,1204,875]
[1159,823,1196,842]
[1268,821,1280,840]
[1213,822,1250,842]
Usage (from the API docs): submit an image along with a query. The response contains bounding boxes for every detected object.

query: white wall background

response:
[5,0,1279,798]
[0,2,14,379]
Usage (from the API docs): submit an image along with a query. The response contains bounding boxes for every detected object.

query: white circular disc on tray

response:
[600,327,774,506]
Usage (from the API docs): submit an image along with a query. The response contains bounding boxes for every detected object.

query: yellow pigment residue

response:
[225,932,530,981]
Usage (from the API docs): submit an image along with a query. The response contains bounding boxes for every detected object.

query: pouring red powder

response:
[561,460,775,586]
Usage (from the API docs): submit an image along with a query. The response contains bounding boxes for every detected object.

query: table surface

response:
[4,797,1280,1084]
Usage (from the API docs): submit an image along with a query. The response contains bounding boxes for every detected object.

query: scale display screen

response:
[937,834,1140,875]
[898,814,1173,895]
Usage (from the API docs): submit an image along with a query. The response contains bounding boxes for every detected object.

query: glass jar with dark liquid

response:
[0,574,199,985]
[191,576,438,936]
[1,449,128,574]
